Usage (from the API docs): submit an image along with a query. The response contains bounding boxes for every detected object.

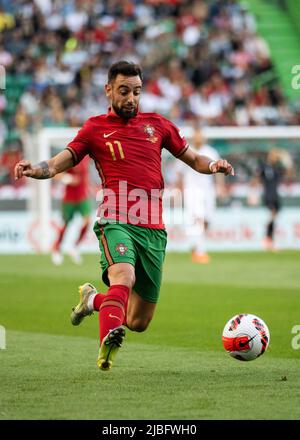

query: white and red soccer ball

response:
[222,313,270,361]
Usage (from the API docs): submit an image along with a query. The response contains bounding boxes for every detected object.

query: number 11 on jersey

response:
[106,141,125,160]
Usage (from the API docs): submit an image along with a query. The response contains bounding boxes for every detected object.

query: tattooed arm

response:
[14,149,75,180]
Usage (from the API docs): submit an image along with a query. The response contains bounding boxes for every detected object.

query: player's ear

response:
[105,83,112,99]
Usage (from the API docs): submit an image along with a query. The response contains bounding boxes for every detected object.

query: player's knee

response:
[126,317,151,332]
[112,275,135,289]
[108,266,136,288]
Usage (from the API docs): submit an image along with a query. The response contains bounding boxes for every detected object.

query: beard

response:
[112,103,138,119]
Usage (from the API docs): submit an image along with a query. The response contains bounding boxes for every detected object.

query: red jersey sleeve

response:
[66,120,92,165]
[162,118,189,158]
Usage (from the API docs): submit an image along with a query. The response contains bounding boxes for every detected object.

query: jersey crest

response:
[144,124,158,143]
[115,243,128,256]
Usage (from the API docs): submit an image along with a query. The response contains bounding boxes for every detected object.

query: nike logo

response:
[239,334,257,348]
[103,131,117,138]
[109,313,122,321]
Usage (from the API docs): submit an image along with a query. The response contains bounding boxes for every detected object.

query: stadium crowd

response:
[0,0,299,185]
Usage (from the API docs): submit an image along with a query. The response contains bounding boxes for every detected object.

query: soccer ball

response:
[222,313,270,361]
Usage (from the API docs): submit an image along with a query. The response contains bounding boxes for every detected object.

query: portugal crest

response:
[115,243,128,256]
[144,124,158,143]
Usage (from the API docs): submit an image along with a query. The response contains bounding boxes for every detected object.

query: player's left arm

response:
[179,147,234,176]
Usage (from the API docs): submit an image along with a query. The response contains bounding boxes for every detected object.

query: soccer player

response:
[176,126,226,263]
[14,61,234,371]
[51,155,91,265]
[259,149,285,251]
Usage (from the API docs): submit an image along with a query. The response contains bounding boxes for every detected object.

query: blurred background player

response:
[259,148,293,251]
[51,155,91,265]
[177,126,226,263]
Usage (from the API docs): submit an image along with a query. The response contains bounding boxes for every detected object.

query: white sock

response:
[87,293,97,311]
[195,222,206,255]
[195,242,207,255]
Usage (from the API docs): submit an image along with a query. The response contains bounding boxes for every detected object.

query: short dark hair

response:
[108,60,143,83]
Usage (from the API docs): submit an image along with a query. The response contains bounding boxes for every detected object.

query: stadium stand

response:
[246,0,300,102]
[0,0,299,186]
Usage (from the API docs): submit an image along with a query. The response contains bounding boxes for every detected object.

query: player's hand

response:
[210,159,234,176]
[14,160,36,180]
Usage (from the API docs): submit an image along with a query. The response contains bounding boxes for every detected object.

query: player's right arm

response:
[14,149,74,180]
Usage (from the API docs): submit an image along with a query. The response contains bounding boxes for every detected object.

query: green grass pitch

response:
[0,251,299,420]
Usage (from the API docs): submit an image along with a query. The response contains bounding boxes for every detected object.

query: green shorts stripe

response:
[93,221,167,303]
[99,225,114,266]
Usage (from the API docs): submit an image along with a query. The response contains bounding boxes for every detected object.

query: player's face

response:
[105,74,142,119]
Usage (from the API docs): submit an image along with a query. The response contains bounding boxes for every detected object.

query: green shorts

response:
[62,199,91,223]
[93,222,167,303]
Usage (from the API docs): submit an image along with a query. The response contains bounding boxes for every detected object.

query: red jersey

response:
[66,110,188,228]
[63,155,90,203]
